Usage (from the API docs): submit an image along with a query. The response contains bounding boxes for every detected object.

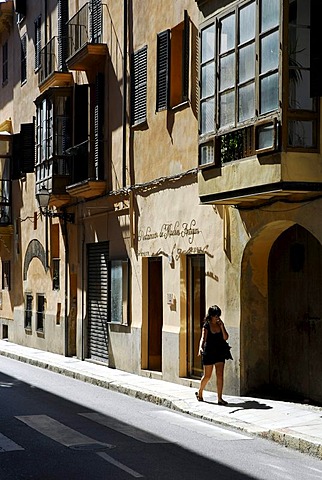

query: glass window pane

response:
[288,120,314,148]
[260,72,279,114]
[201,62,215,98]
[220,13,235,53]
[238,82,255,122]
[261,0,280,32]
[289,26,310,69]
[202,24,215,63]
[200,143,214,165]
[220,90,235,128]
[110,261,123,323]
[239,1,255,44]
[257,123,274,150]
[289,69,313,110]
[261,31,279,73]
[201,99,215,134]
[239,44,255,82]
[289,0,310,26]
[220,53,235,90]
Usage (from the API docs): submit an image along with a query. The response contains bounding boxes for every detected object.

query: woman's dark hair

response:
[205,305,221,321]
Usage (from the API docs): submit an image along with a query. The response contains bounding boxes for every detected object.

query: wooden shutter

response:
[58,0,69,72]
[182,10,190,102]
[156,30,170,111]
[12,123,35,178]
[94,73,104,179]
[131,46,147,126]
[170,12,190,107]
[90,0,102,43]
[34,16,41,70]
[21,35,26,83]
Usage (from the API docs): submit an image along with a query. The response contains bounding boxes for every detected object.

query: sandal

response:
[218,398,228,406]
[195,392,204,402]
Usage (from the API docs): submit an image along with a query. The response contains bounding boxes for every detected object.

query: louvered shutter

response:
[182,10,190,102]
[21,35,27,83]
[87,241,109,362]
[34,16,41,69]
[90,0,102,43]
[131,46,147,126]
[94,73,104,179]
[156,30,170,111]
[58,0,69,72]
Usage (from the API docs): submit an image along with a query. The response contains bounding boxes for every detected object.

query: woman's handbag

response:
[224,341,233,360]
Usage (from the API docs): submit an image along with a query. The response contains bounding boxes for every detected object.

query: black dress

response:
[202,322,232,365]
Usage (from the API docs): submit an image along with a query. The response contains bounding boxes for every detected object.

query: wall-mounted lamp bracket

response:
[36,186,74,224]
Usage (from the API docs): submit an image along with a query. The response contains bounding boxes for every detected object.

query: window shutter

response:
[310,0,322,97]
[58,0,69,72]
[156,30,170,111]
[20,35,27,83]
[94,73,104,179]
[182,10,190,102]
[90,0,102,43]
[131,46,147,126]
[20,123,35,173]
[34,16,41,70]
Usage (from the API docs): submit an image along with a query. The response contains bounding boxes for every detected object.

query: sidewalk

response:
[1,339,322,460]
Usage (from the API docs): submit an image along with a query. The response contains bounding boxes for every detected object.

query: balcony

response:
[38,37,73,93]
[65,141,105,199]
[66,2,108,72]
[198,123,322,208]
[0,1,13,34]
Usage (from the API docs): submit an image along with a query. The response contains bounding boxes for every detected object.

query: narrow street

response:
[1,356,322,480]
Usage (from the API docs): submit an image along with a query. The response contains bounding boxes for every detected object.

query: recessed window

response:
[109,259,130,325]
[24,294,33,330]
[21,34,27,84]
[37,294,45,331]
[2,261,10,290]
[2,41,8,84]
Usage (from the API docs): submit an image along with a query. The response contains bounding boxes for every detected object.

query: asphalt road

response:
[1,356,322,480]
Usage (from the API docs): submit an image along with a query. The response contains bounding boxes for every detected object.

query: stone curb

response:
[1,348,322,460]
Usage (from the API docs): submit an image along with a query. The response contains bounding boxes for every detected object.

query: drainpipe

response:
[122,0,128,188]
[62,210,69,357]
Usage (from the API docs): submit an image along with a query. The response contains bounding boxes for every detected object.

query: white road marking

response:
[152,411,252,440]
[97,451,144,478]
[16,415,114,449]
[79,412,168,443]
[0,433,24,452]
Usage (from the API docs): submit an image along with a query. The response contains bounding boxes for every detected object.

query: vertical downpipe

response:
[122,0,128,188]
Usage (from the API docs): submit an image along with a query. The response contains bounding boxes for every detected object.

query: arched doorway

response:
[268,224,322,404]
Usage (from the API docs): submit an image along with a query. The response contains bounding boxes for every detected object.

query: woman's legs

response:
[215,362,225,402]
[198,364,213,399]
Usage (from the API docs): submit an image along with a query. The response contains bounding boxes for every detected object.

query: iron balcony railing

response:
[38,36,69,84]
[67,1,103,59]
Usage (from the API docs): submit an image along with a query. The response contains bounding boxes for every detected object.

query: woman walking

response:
[196,305,232,405]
